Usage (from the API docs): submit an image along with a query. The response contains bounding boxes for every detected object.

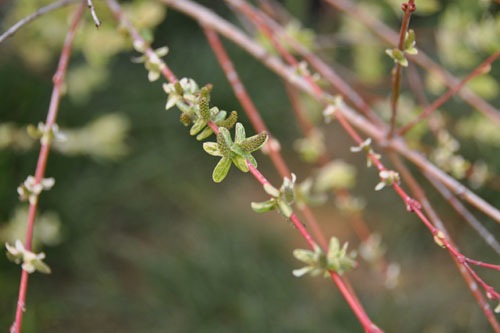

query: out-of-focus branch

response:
[0,0,77,44]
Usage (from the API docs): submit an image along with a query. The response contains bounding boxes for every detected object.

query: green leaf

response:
[251,199,277,213]
[277,200,293,218]
[232,155,249,172]
[203,142,222,156]
[243,153,258,168]
[240,132,268,153]
[32,259,51,274]
[234,122,246,143]
[189,118,207,136]
[212,157,232,183]
[196,127,214,141]
[263,183,280,197]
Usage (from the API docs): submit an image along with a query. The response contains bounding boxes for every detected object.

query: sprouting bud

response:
[217,111,238,129]
[179,113,193,127]
[239,131,268,153]
[5,240,51,274]
[375,170,400,191]
[216,128,232,157]
[174,81,184,95]
[433,230,447,248]
[385,48,408,67]
[17,176,55,204]
[198,96,211,122]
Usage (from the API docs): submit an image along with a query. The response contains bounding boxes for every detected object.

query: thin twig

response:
[388,153,500,332]
[0,0,77,45]
[388,0,415,138]
[398,50,500,135]
[426,174,500,255]
[10,3,86,332]
[87,0,101,28]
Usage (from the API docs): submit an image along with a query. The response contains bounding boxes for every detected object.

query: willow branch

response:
[10,3,86,333]
[388,0,415,138]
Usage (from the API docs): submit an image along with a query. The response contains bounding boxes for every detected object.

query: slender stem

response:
[11,3,85,332]
[86,0,101,28]
[426,175,500,255]
[388,0,415,138]
[398,51,500,135]
[388,153,500,331]
[0,0,77,44]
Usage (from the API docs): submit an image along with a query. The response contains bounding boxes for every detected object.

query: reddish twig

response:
[10,2,86,333]
[388,0,415,138]
[163,0,500,226]
[426,175,500,256]
[388,153,500,331]
[398,50,500,135]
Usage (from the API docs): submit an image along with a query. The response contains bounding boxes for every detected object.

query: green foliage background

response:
[0,0,499,332]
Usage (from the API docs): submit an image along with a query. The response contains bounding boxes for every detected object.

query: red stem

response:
[398,50,500,135]
[11,2,85,332]
[388,0,415,138]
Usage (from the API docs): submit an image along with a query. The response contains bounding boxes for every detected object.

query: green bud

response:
[240,131,268,153]
[217,111,238,129]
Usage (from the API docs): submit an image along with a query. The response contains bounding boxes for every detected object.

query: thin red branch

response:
[398,51,500,135]
[426,175,500,256]
[10,2,86,332]
[388,0,415,138]
[388,153,500,331]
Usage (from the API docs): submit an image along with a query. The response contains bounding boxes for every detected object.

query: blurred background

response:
[0,0,499,332]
